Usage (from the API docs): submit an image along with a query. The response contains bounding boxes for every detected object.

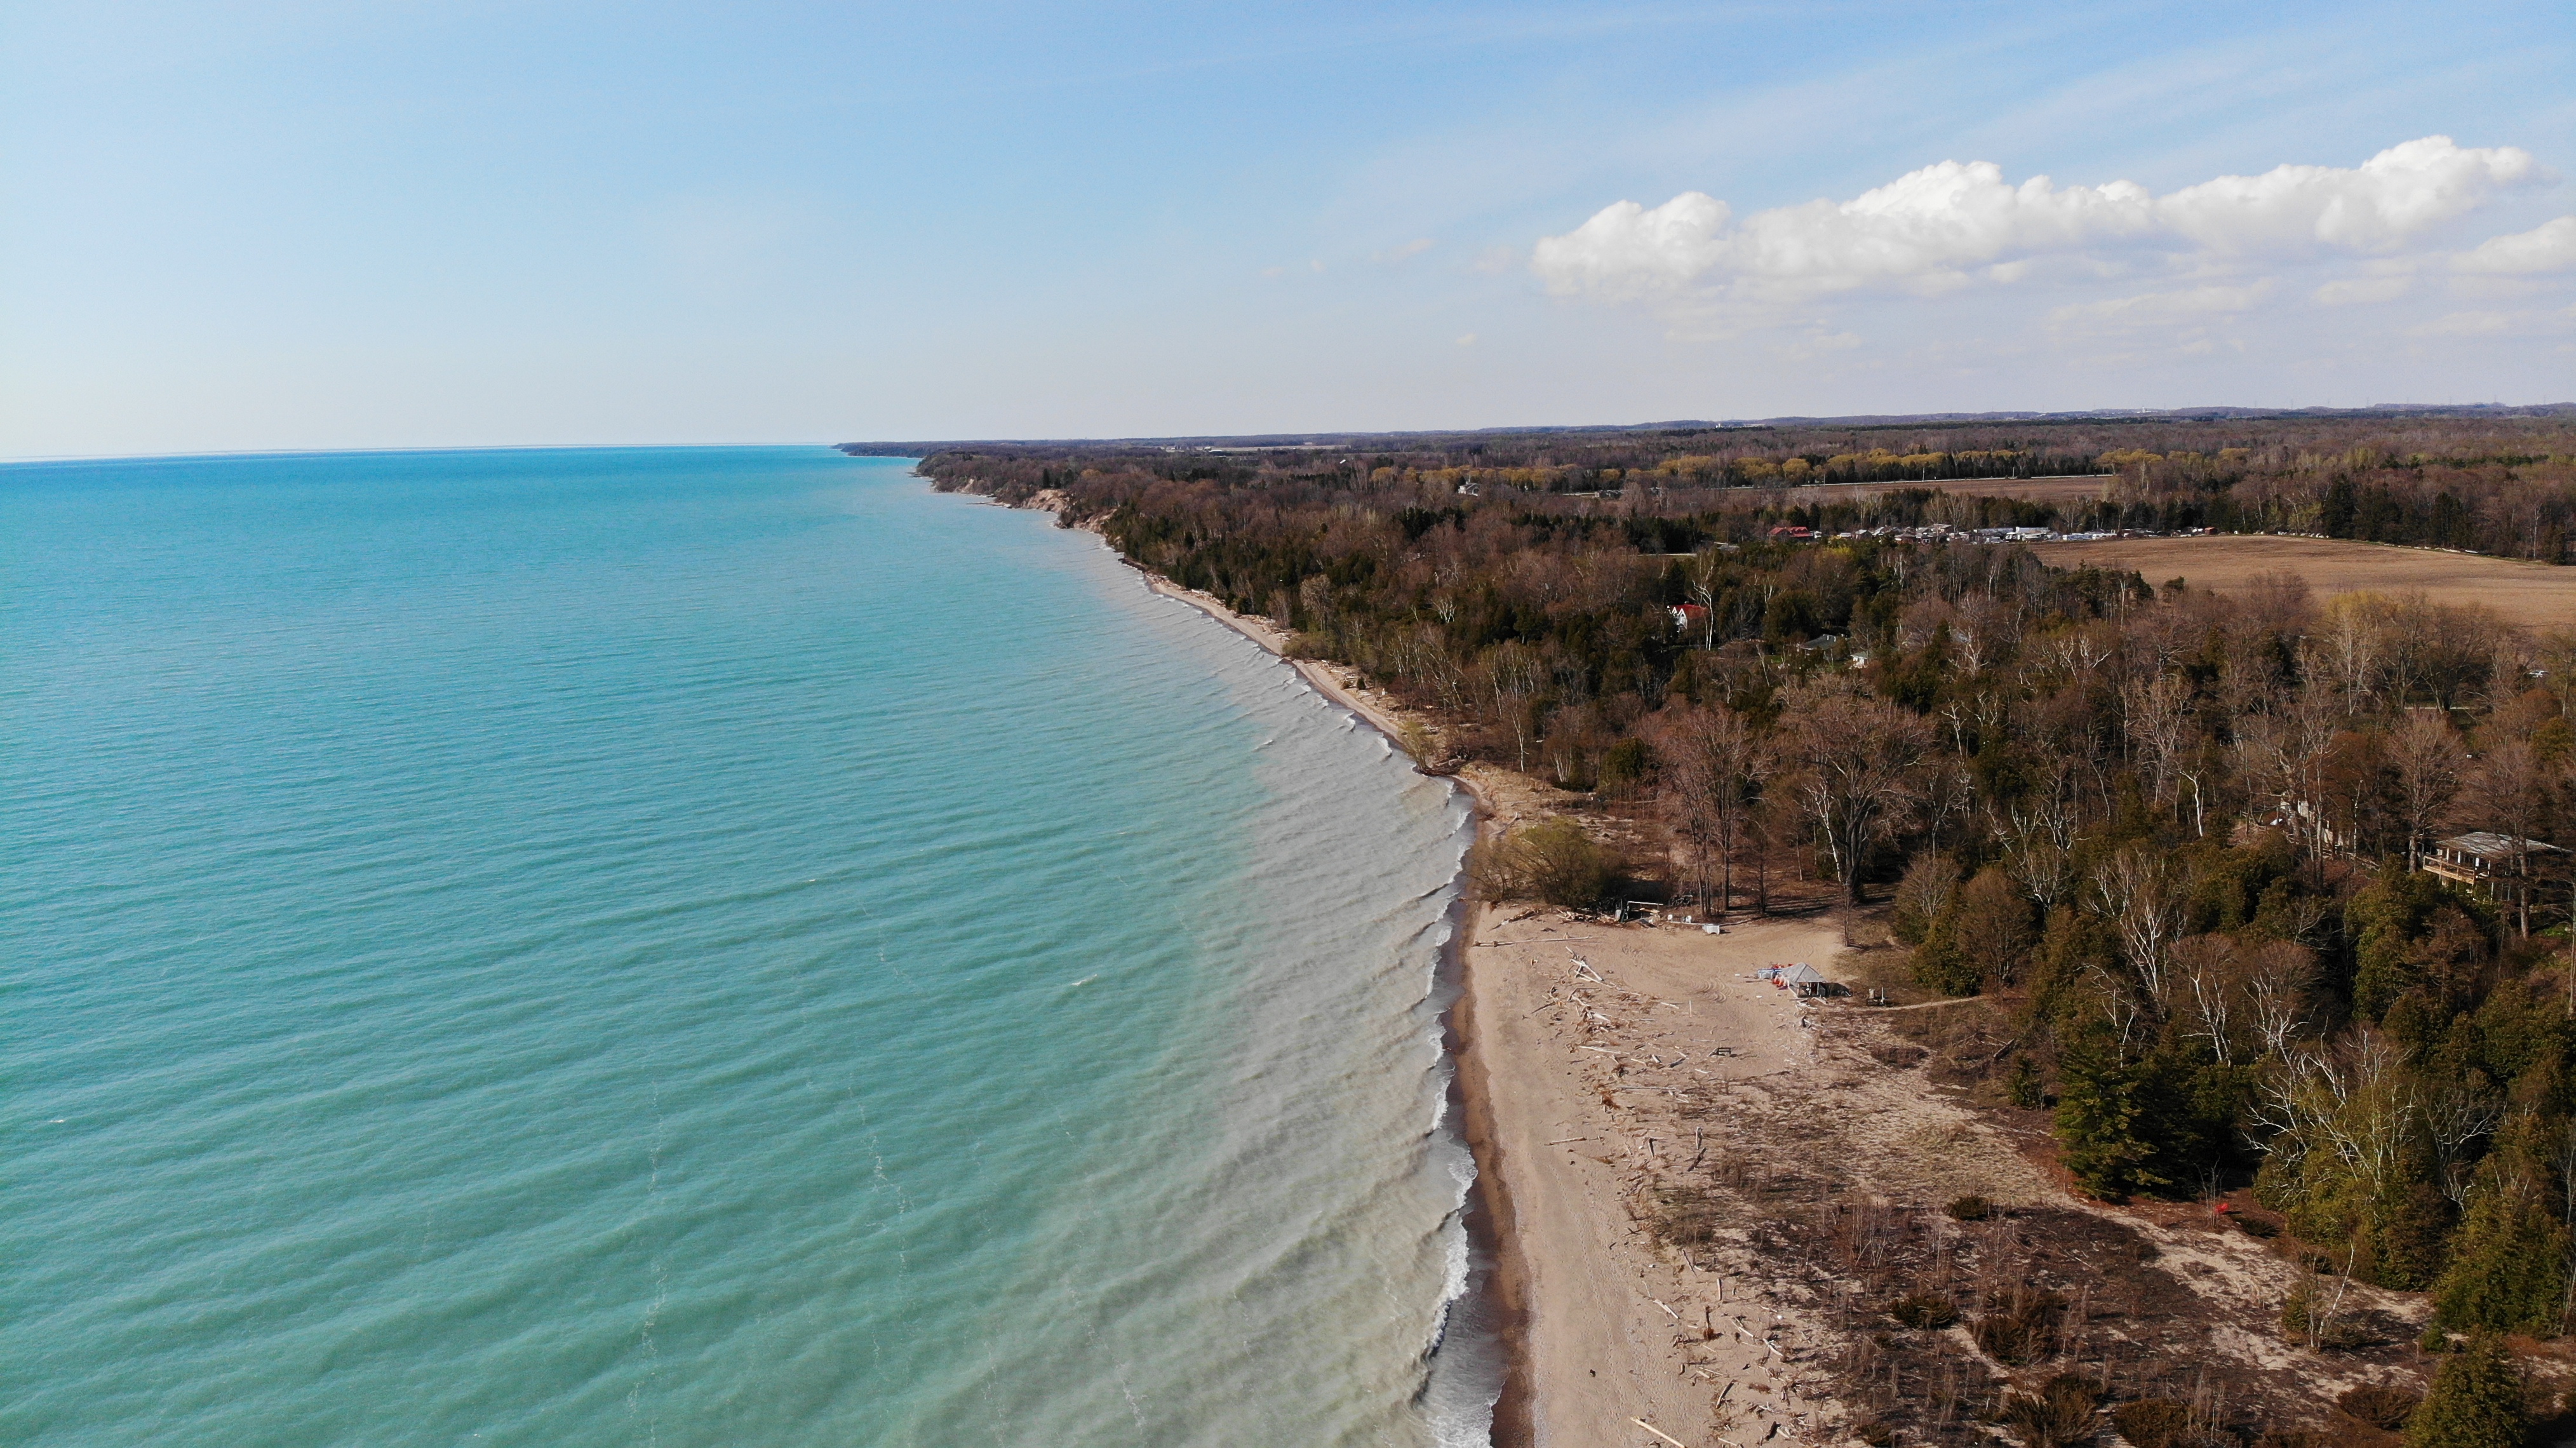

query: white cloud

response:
[1372,238,1436,264]
[2412,305,2576,338]
[2453,216,2576,274]
[1534,136,2537,305]
[2049,281,2274,329]
[2313,276,2414,306]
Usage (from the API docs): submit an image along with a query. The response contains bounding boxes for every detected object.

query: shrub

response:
[1596,735,1652,796]
[2338,1384,2424,1431]
[1974,1290,2067,1365]
[2405,1336,2525,1448]
[1909,920,1984,996]
[2283,1274,2372,1350]
[2008,1054,2046,1109]
[1947,1195,1994,1222]
[2112,1398,2191,1448]
[1468,817,1621,908]
[2003,1375,2100,1448]
[1889,1292,1959,1329]
[1891,853,1959,946]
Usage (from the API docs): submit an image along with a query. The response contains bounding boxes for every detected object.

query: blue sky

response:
[4,0,2570,455]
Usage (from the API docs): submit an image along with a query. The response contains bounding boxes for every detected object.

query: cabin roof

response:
[2436,831,2570,861]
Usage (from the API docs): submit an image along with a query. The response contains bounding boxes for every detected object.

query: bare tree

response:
[2123,673,2193,824]
[2469,737,2552,937]
[2093,846,2187,1010]
[1482,642,1545,775]
[2423,1083,2506,1209]
[2251,1031,2419,1207]
[2386,711,2467,869]
[2171,934,2244,1066]
[1656,702,1769,918]
[2236,691,2341,873]
[1780,677,1933,904]
[2245,941,2318,1059]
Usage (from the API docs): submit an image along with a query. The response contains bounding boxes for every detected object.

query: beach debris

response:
[1633,1421,1690,1448]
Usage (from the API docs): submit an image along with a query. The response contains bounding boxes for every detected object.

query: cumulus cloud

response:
[1533,136,2538,305]
[2453,216,2576,274]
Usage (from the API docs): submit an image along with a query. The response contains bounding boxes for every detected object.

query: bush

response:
[2112,1398,2191,1448]
[1975,1290,2067,1365]
[2008,1054,2046,1109]
[2338,1384,2424,1431]
[1469,817,1621,907]
[2405,1336,2525,1448]
[1889,1292,1959,1329]
[2004,1375,2100,1448]
[2283,1275,2372,1350]
[1891,853,1959,946]
[1596,735,1652,796]
[1909,920,1984,996]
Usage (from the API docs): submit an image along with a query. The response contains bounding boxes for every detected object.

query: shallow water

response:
[2,447,1491,1445]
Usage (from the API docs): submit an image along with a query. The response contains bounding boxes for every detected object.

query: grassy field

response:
[2042,533,2576,632]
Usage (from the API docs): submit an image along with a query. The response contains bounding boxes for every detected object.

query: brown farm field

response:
[2042,533,2576,631]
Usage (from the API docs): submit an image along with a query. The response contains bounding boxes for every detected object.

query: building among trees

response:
[2423,831,2568,913]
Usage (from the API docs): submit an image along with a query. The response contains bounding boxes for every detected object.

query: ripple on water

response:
[0,448,1492,1447]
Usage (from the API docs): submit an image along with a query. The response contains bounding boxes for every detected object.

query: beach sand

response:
[1133,568,2054,1447]
[1007,499,2445,1448]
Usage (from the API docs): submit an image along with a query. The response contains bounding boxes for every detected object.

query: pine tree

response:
[2433,1169,2570,1335]
[2405,1336,2525,1448]
[2055,1029,2164,1200]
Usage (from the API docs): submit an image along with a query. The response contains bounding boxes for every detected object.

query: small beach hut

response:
[1780,963,1832,997]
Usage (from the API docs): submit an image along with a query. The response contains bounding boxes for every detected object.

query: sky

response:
[3,0,2571,456]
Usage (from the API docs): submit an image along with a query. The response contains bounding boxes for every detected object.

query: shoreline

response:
[1137,572,1537,1447]
[962,488,1852,1448]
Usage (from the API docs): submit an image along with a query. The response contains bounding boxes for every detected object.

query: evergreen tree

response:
[2433,1168,2570,1335]
[1910,913,1983,996]
[2368,1178,2455,1292]
[2349,871,2470,1022]
[2055,1028,2165,1199]
[2405,1336,2525,1448]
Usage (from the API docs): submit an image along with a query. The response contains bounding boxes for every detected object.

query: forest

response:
[874,406,2576,1346]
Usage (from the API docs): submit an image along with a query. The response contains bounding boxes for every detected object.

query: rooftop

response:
[2436,831,2570,859]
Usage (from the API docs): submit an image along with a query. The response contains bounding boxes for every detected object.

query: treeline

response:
[877,408,2576,561]
[915,436,2576,1338]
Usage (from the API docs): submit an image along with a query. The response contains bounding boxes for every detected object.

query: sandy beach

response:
[1063,509,2436,1448]
[1132,567,2034,1446]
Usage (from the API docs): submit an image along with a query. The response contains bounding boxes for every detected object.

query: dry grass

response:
[2043,534,2576,631]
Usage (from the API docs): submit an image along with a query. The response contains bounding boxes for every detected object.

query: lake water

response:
[2,446,1493,1445]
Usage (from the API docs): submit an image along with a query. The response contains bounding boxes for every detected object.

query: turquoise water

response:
[2,448,1489,1445]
